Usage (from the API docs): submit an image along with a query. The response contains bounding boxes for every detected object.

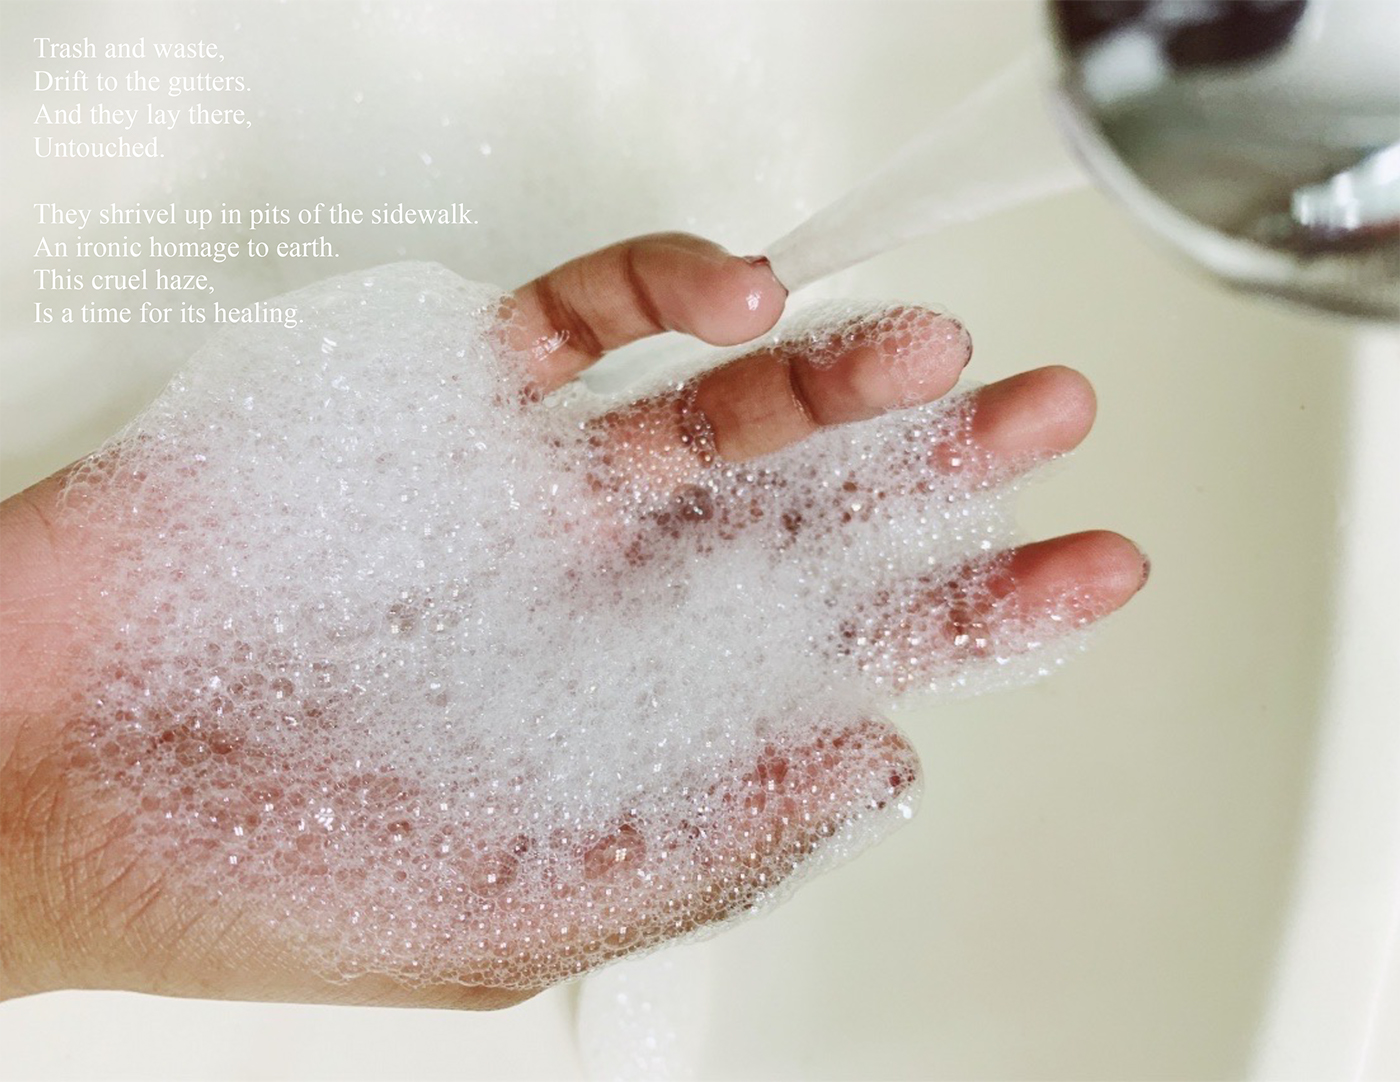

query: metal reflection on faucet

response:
[1048,0,1400,321]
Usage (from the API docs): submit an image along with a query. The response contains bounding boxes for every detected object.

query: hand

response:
[0,233,1146,1008]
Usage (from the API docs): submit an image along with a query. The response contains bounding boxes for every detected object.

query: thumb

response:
[1,709,918,1009]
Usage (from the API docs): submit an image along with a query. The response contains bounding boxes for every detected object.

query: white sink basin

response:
[2,2,1394,1078]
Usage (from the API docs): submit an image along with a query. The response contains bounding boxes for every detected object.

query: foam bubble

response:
[57,262,1085,991]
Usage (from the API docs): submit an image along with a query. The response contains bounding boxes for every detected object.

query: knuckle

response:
[533,268,604,360]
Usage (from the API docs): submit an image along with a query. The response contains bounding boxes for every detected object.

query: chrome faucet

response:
[1048,0,1400,320]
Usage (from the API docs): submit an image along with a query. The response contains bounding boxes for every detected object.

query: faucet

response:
[1048,0,1399,320]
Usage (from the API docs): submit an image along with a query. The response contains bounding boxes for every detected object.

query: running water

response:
[40,48,1096,1005]
[765,51,1087,294]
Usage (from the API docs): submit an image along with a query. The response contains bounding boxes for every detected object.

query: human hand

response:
[0,233,1146,1008]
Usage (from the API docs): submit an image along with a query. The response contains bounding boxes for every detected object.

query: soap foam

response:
[58,262,1083,991]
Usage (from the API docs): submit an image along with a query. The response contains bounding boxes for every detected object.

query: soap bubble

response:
[57,263,1084,991]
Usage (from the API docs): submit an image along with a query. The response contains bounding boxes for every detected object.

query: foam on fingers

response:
[56,262,1094,992]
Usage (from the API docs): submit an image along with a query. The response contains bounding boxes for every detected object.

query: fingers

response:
[513,235,1091,507]
[688,306,971,462]
[958,530,1147,643]
[248,720,919,1005]
[991,529,1148,619]
[509,233,787,395]
[557,717,919,965]
[414,716,916,993]
[586,308,971,496]
[592,364,1093,513]
[359,719,918,999]
[847,530,1149,692]
[935,365,1096,479]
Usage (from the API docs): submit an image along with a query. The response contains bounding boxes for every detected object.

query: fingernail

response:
[740,254,788,296]
[935,314,968,372]
[946,316,973,370]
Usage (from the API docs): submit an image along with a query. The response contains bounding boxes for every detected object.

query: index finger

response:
[508,232,788,395]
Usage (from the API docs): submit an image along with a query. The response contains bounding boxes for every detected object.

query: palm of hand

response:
[0,236,1145,1007]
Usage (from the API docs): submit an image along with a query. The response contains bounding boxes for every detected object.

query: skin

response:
[0,233,1147,1009]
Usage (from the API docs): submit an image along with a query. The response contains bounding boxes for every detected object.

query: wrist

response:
[1,475,93,998]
